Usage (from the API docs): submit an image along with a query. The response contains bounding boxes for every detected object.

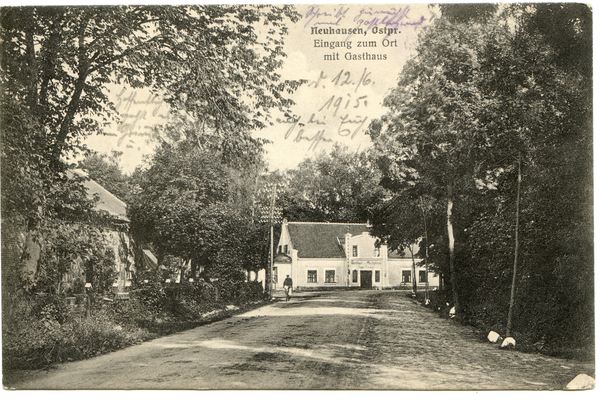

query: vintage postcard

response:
[1,3,595,392]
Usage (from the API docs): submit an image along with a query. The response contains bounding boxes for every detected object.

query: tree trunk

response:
[409,246,417,294]
[447,184,459,314]
[53,71,88,162]
[266,224,273,296]
[52,16,91,163]
[190,258,198,281]
[25,12,38,109]
[506,154,522,337]
[38,23,62,114]
[419,196,430,299]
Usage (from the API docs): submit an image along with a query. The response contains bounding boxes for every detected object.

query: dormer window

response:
[283,245,288,254]
[352,245,358,257]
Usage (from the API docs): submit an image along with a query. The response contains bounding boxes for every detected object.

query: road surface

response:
[4,290,594,390]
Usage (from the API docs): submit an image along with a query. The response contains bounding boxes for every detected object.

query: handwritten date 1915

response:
[319,94,368,116]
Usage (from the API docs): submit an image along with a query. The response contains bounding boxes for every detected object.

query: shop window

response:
[375,270,381,283]
[307,270,318,283]
[402,270,411,283]
[352,270,358,283]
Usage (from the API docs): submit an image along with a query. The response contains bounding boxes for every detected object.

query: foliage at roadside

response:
[2,4,300,372]
[1,4,301,297]
[128,139,270,281]
[3,281,266,371]
[368,3,593,358]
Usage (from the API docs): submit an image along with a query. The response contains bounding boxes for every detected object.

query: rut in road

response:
[5,290,594,390]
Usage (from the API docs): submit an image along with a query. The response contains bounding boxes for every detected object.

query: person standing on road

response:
[283,275,293,301]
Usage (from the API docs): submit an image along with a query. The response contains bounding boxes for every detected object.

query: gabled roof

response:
[142,249,158,269]
[69,169,129,222]
[286,222,369,258]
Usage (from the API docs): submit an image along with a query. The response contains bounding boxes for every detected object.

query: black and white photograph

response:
[0,2,595,391]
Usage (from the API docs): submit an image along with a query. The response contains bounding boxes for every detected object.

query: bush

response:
[213,279,265,305]
[3,280,268,372]
[2,305,148,371]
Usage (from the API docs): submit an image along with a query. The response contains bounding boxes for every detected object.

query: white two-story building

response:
[272,220,439,291]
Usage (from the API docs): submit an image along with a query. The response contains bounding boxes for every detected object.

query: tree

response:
[279,144,388,223]
[128,139,269,283]
[1,5,301,166]
[472,3,593,348]
[369,3,593,353]
[368,13,502,315]
[369,192,434,294]
[2,5,302,296]
[1,4,302,250]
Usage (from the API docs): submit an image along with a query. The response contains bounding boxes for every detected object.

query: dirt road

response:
[4,290,594,390]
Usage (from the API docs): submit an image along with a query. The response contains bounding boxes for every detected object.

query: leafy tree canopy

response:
[368,3,592,349]
[278,144,389,223]
[128,139,268,281]
[1,5,301,164]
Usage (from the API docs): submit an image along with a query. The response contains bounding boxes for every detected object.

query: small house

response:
[64,169,135,297]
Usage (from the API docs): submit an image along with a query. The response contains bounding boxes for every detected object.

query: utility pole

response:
[267,184,277,299]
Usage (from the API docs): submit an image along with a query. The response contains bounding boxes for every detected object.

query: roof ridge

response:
[68,169,128,222]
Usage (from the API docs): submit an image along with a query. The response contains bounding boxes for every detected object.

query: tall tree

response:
[369,3,593,352]
[1,5,301,165]
[2,5,302,294]
[128,139,269,282]
[368,13,502,315]
[279,144,388,223]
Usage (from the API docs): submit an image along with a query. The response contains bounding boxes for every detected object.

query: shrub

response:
[3,279,268,372]
[2,304,150,371]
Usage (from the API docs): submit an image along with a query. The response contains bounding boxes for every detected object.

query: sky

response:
[84,4,437,174]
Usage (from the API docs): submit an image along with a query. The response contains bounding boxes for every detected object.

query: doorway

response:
[360,270,372,289]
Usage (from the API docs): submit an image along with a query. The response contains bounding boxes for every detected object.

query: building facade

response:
[272,220,439,291]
